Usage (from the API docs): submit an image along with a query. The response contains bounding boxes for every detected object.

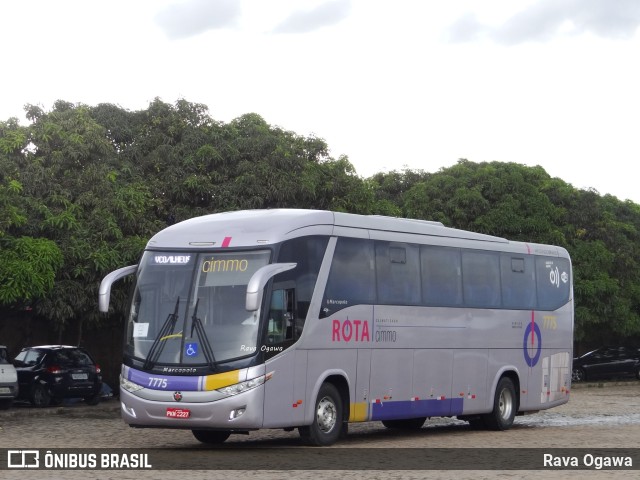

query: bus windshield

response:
[126,250,271,367]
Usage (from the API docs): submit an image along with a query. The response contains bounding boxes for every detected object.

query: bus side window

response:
[267,288,295,344]
[501,255,535,309]
[322,237,375,317]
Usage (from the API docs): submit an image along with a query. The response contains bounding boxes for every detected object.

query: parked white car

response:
[0,345,19,409]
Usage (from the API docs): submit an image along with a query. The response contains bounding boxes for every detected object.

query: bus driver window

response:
[267,288,295,344]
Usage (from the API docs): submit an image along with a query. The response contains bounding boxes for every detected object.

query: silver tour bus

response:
[99,209,573,446]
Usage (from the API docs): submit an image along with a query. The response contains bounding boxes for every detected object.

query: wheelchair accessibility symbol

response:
[185,343,198,357]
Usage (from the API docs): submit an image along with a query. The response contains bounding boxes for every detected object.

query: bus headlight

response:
[217,372,273,397]
[120,375,144,393]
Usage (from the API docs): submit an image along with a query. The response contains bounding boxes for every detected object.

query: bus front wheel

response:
[299,383,343,446]
[484,377,517,431]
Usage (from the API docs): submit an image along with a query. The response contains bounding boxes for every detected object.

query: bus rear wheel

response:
[299,383,343,446]
[192,430,231,444]
[484,377,517,431]
[381,417,426,429]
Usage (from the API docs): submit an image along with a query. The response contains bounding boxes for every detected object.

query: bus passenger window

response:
[376,242,420,305]
[501,255,535,309]
[421,246,463,306]
[322,238,375,316]
[462,251,501,308]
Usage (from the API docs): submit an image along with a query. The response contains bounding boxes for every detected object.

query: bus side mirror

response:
[246,263,296,312]
[98,265,138,313]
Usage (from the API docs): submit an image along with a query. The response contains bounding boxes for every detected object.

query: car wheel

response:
[572,368,586,382]
[299,382,343,446]
[0,399,13,410]
[636,367,640,380]
[31,384,51,408]
[192,430,231,444]
[483,377,517,431]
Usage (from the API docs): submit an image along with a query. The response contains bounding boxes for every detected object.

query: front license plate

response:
[72,373,88,380]
[166,408,191,419]
[0,387,10,394]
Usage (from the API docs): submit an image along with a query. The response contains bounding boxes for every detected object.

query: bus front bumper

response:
[119,384,265,430]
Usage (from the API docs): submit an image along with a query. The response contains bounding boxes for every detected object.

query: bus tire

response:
[381,417,426,430]
[192,430,231,444]
[299,383,343,446]
[484,377,517,431]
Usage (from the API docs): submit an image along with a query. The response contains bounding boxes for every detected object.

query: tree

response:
[0,118,63,306]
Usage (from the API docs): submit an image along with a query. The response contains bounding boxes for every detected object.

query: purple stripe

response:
[371,398,464,420]
[127,368,201,391]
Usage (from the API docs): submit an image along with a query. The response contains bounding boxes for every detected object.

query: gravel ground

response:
[1,380,638,479]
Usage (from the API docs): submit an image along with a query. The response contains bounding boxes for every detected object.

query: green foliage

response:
[0,236,63,303]
[2,101,640,347]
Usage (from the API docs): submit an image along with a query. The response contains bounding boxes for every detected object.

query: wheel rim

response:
[316,396,338,433]
[34,386,47,405]
[498,388,514,421]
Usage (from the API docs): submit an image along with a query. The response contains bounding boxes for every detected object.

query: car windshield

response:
[126,249,271,367]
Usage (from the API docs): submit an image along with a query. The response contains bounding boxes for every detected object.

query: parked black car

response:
[13,345,102,407]
[572,346,640,382]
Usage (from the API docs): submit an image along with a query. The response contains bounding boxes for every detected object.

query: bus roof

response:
[146,209,512,250]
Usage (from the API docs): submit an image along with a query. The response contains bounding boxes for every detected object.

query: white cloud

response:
[155,0,241,39]
[447,0,640,45]
[272,0,352,33]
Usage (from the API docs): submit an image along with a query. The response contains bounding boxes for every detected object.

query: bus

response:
[99,209,573,446]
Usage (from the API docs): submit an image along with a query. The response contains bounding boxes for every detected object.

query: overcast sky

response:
[2,0,639,203]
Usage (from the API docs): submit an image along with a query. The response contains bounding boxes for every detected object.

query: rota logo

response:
[332,318,370,342]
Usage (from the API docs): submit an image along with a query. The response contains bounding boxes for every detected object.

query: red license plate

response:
[166,408,191,419]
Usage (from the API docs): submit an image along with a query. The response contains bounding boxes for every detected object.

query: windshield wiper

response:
[190,298,216,369]
[143,298,180,370]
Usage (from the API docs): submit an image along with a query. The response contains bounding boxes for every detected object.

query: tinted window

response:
[271,236,329,342]
[55,349,94,367]
[421,246,463,306]
[462,251,501,307]
[375,242,421,305]
[322,237,375,316]
[536,256,571,310]
[501,254,536,309]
